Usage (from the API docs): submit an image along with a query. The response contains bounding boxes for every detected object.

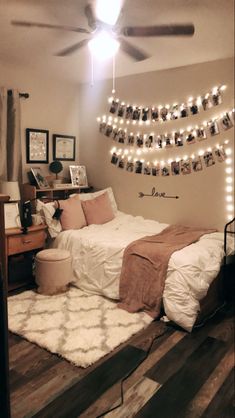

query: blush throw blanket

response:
[118,224,216,318]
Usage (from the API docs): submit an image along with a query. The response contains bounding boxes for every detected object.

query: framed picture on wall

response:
[69,165,88,187]
[53,134,76,161]
[26,128,49,163]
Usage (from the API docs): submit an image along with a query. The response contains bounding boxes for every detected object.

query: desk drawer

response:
[8,231,46,255]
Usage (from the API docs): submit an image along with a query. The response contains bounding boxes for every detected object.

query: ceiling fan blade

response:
[11,20,90,34]
[119,38,150,61]
[84,4,97,30]
[122,24,195,37]
[55,38,90,56]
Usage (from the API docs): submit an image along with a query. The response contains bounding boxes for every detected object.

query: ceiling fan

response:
[11,0,195,61]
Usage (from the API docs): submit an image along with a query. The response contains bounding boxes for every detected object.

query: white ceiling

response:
[0,0,234,84]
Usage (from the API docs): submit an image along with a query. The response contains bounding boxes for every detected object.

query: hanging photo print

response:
[190,102,199,115]
[132,107,141,120]
[136,134,144,147]
[215,147,226,162]
[105,124,113,137]
[126,161,134,172]
[126,105,133,119]
[171,161,180,175]
[145,135,153,148]
[151,108,159,121]
[109,99,119,114]
[186,131,196,144]
[143,163,151,175]
[151,164,160,176]
[117,129,126,143]
[170,105,179,120]
[201,95,212,111]
[142,108,149,121]
[118,157,125,169]
[208,120,219,136]
[180,159,191,175]
[99,122,106,133]
[196,127,207,140]
[165,134,173,148]
[161,164,170,176]
[211,91,222,106]
[127,133,135,145]
[180,105,188,118]
[160,106,168,121]
[111,152,118,165]
[203,151,215,167]
[135,160,143,173]
[192,156,203,172]
[118,103,126,117]
[220,112,233,130]
[174,132,184,147]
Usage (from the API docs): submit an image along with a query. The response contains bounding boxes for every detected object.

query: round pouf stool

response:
[35,249,72,295]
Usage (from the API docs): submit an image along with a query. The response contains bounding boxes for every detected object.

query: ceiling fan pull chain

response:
[112,55,116,94]
[90,51,94,87]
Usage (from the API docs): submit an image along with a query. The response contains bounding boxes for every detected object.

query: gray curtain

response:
[0,87,22,183]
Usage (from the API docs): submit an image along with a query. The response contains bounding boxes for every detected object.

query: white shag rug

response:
[8,287,153,368]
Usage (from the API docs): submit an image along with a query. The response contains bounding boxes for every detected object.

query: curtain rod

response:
[7,89,29,99]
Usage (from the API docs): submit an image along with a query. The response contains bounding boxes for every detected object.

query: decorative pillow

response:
[59,196,87,230]
[36,200,62,238]
[75,187,118,214]
[81,191,115,225]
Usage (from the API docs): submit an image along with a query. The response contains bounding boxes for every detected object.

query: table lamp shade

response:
[0,181,21,201]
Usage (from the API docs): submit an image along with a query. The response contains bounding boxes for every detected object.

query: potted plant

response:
[49,161,63,185]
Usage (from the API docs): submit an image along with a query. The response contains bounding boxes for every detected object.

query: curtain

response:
[0,88,22,183]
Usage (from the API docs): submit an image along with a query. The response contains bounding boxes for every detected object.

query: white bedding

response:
[53,211,234,331]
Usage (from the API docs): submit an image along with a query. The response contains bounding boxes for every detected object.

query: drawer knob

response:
[23,240,32,244]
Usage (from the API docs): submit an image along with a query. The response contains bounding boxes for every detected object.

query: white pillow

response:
[72,187,118,215]
[36,200,62,238]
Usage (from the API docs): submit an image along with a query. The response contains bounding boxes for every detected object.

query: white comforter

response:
[53,212,233,331]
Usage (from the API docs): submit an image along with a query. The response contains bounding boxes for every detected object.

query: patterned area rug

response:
[8,287,153,368]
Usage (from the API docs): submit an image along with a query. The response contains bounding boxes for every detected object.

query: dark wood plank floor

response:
[8,303,234,418]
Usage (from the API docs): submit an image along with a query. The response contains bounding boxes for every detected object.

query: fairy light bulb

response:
[226,186,233,192]
[226,196,233,202]
[225,167,233,174]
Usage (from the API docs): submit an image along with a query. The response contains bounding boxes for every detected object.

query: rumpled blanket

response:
[118,224,216,318]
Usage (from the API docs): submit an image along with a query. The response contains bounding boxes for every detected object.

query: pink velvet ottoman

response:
[35,249,72,295]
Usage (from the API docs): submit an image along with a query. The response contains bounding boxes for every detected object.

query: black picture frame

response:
[26,128,49,164]
[53,134,76,161]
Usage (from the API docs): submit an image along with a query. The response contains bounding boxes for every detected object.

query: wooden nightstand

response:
[5,224,47,292]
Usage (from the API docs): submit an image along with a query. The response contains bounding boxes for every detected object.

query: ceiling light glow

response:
[88,31,120,60]
[96,0,123,25]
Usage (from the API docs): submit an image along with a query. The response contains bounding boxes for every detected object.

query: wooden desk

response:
[5,224,47,292]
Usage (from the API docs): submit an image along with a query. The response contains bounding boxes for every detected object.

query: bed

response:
[37,188,234,332]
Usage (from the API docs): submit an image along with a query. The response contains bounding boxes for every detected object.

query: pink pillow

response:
[81,191,115,225]
[58,196,87,230]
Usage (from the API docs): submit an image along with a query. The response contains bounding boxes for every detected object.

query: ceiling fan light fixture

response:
[88,30,120,60]
[96,0,123,25]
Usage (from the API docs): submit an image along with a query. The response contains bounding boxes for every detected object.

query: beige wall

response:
[79,57,234,231]
[0,61,80,183]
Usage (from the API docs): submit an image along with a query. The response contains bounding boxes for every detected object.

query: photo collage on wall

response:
[110,144,227,177]
[99,109,234,150]
[108,86,225,124]
[97,83,233,178]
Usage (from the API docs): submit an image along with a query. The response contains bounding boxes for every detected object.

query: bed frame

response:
[195,217,235,327]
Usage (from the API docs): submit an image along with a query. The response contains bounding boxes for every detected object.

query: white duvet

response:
[53,212,234,331]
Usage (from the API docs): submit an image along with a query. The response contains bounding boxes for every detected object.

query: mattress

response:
[53,211,234,331]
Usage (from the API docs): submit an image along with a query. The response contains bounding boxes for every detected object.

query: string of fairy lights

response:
[96,83,234,220]
[97,108,234,150]
[106,84,227,125]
